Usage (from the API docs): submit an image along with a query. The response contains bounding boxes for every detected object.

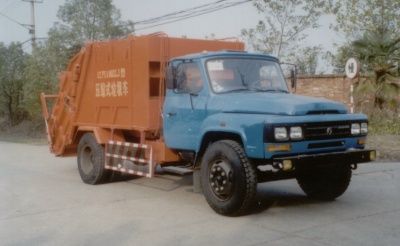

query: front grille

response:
[264,120,366,143]
[303,122,351,140]
[308,141,344,149]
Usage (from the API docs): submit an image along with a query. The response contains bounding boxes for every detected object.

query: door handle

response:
[167,112,177,117]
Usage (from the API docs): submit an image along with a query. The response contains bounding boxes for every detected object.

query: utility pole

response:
[22,0,43,49]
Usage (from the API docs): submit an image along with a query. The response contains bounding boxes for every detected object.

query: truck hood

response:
[208,92,347,116]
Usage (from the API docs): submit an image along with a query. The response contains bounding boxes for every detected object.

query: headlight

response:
[351,123,361,135]
[274,127,288,141]
[361,122,368,134]
[290,126,303,140]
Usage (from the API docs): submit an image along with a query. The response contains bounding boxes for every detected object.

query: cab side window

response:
[175,62,203,94]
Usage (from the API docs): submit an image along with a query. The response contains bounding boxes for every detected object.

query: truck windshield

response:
[206,58,289,94]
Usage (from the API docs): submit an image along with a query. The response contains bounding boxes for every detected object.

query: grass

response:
[0,120,47,145]
[364,109,400,161]
[369,115,400,135]
[369,121,400,135]
[356,106,400,135]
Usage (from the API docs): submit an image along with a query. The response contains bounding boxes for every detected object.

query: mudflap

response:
[104,140,154,178]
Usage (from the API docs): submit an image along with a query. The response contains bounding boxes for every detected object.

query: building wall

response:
[294,74,355,111]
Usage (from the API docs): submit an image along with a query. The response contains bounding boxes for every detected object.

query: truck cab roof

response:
[171,50,279,62]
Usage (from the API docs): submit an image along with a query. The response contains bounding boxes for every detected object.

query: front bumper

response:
[273,149,376,168]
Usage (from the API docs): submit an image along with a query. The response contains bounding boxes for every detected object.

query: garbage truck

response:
[41,33,376,215]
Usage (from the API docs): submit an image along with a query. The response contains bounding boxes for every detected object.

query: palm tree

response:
[353,29,400,109]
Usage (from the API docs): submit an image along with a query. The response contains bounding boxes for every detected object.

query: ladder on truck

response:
[40,93,58,151]
[105,140,154,178]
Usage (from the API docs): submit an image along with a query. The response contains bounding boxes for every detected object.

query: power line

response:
[134,0,228,25]
[0,0,18,12]
[0,11,29,29]
[0,0,14,9]
[19,38,31,46]
[135,0,251,28]
[0,1,42,50]
[0,1,24,27]
[134,0,253,31]
[2,0,252,45]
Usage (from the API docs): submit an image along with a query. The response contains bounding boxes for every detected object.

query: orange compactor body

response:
[41,34,244,164]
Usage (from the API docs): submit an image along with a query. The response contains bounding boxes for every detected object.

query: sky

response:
[0,0,343,71]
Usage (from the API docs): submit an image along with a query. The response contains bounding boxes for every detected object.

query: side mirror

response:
[290,68,297,92]
[279,62,297,93]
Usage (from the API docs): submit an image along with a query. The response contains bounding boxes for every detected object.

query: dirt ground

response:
[1,141,399,246]
[366,134,400,161]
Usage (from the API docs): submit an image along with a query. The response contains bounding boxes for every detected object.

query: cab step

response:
[161,166,194,175]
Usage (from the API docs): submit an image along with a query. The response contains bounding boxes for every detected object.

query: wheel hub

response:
[81,145,95,175]
[209,160,233,200]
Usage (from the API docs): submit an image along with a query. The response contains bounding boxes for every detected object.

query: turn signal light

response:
[358,138,366,145]
[267,144,291,152]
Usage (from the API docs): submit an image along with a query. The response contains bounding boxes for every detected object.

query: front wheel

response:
[296,163,352,200]
[200,140,257,215]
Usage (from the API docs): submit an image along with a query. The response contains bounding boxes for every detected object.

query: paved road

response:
[0,141,399,246]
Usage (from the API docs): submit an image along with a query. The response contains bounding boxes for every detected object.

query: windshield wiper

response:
[224,88,250,93]
[255,89,289,93]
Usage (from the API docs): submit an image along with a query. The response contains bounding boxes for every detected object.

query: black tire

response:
[296,164,352,200]
[200,140,257,215]
[77,133,111,184]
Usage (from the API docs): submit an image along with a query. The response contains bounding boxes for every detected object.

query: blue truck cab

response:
[163,51,376,215]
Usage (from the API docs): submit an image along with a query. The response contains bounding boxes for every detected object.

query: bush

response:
[366,109,400,135]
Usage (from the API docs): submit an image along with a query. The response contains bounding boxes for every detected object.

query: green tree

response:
[23,45,61,122]
[51,0,134,44]
[45,0,134,68]
[0,42,28,126]
[324,43,357,74]
[328,0,400,39]
[241,0,326,60]
[292,46,322,75]
[327,0,400,110]
[23,0,134,123]
[328,0,400,74]
[352,30,400,109]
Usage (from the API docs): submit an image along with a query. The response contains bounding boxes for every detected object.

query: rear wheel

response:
[201,140,257,215]
[77,133,111,184]
[296,164,352,200]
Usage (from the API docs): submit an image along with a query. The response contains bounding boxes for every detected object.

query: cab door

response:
[163,60,208,151]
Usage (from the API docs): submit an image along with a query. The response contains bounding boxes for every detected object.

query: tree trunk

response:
[7,95,13,126]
